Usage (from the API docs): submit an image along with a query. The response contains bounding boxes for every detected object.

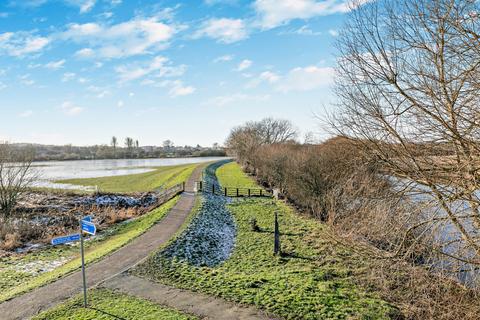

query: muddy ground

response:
[0,191,161,253]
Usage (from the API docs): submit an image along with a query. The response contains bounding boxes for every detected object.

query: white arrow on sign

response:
[81,220,96,235]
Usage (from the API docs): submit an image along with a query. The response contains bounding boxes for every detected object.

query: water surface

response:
[32,157,227,190]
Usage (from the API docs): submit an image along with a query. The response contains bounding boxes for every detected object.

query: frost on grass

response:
[157,161,236,267]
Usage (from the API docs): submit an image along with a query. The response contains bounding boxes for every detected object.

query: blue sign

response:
[51,233,81,245]
[82,216,92,222]
[81,220,96,235]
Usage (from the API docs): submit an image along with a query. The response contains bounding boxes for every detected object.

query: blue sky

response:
[0,0,350,147]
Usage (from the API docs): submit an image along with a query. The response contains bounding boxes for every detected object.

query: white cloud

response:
[276,65,334,92]
[117,100,124,107]
[19,0,97,12]
[87,85,110,98]
[168,80,196,97]
[62,17,176,58]
[194,18,247,43]
[62,72,76,82]
[279,25,322,36]
[129,92,134,97]
[78,0,96,13]
[246,70,279,88]
[19,110,33,118]
[142,79,195,97]
[0,32,49,57]
[328,29,339,36]
[213,54,234,63]
[254,0,352,29]
[44,59,65,70]
[19,74,35,86]
[116,56,186,82]
[75,47,95,58]
[236,59,252,71]
[206,93,270,107]
[0,82,6,90]
[61,101,84,115]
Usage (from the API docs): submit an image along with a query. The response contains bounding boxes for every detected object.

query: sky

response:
[0,0,351,147]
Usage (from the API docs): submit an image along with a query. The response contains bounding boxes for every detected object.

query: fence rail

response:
[195,181,271,198]
[151,182,185,209]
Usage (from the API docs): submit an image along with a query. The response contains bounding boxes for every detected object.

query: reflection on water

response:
[32,157,227,190]
[392,176,480,286]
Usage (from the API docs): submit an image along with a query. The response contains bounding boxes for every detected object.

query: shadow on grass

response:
[89,307,127,320]
[255,229,304,237]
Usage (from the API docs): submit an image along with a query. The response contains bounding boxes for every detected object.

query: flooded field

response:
[31,157,227,190]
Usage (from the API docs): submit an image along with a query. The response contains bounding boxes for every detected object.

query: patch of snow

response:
[12,257,69,275]
[158,161,236,267]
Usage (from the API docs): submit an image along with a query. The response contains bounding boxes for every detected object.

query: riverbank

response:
[135,161,397,319]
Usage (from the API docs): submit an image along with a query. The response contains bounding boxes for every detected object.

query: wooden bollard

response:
[274,211,280,255]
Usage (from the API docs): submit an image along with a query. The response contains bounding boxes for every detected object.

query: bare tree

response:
[124,137,134,157]
[0,143,37,219]
[111,136,117,158]
[332,0,480,269]
[163,140,174,153]
[226,118,298,171]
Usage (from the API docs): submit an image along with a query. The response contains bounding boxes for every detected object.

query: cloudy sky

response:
[0,0,350,147]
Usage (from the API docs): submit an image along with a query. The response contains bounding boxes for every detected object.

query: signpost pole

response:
[80,223,87,308]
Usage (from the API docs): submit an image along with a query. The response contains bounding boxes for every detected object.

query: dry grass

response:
[232,137,480,319]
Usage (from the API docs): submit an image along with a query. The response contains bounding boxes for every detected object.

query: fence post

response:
[236,188,239,197]
[260,189,263,197]
[224,187,227,196]
[212,184,215,194]
[248,189,251,197]
[182,182,185,192]
[274,211,280,255]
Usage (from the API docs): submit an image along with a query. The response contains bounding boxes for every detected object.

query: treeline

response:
[11,141,226,161]
[226,117,478,319]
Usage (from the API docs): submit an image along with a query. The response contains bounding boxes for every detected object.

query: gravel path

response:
[103,273,274,320]
[0,164,204,320]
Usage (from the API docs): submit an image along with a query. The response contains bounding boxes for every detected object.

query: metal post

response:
[224,187,227,196]
[212,184,215,194]
[274,212,280,255]
[182,181,185,192]
[248,189,251,197]
[260,189,263,197]
[80,224,87,308]
[236,188,239,197]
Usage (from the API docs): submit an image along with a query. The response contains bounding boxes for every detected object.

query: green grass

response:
[215,161,258,188]
[32,288,197,320]
[0,196,179,303]
[135,162,397,320]
[57,164,198,193]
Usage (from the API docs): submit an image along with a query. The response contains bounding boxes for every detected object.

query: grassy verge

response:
[215,161,258,188]
[32,288,197,320]
[0,197,179,303]
[57,164,197,193]
[136,162,397,319]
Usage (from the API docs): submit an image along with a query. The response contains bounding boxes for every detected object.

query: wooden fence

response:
[151,182,185,209]
[195,181,271,198]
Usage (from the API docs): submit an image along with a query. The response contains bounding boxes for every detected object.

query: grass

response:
[57,164,198,193]
[136,162,397,320]
[215,161,258,188]
[0,196,179,303]
[32,288,197,320]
